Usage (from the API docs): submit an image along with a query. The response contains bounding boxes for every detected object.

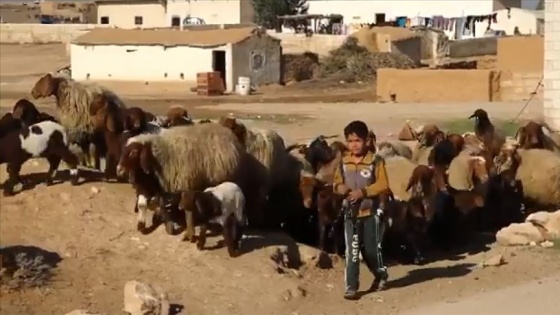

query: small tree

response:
[252,0,308,29]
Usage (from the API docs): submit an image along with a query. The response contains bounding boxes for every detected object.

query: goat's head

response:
[123,107,148,134]
[165,106,193,127]
[446,133,465,153]
[307,135,336,169]
[117,141,162,196]
[419,124,441,146]
[12,99,40,126]
[515,121,545,149]
[219,117,248,146]
[31,73,59,99]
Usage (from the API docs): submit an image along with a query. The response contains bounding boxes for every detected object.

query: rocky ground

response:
[1,43,558,315]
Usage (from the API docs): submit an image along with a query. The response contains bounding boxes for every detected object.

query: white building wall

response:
[309,0,494,24]
[167,0,242,25]
[456,8,541,39]
[70,43,231,84]
[544,0,560,130]
[97,3,166,28]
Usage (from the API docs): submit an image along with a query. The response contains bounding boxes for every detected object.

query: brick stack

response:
[196,72,224,96]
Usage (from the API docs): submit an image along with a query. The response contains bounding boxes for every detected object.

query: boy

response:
[333,120,389,300]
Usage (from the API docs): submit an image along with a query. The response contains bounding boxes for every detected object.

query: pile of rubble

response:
[496,210,560,247]
[65,280,171,315]
[320,37,416,82]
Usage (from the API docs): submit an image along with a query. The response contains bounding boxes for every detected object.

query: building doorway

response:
[212,50,226,90]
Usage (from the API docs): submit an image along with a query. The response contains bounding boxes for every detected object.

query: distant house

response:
[308,0,523,24]
[70,27,281,91]
[95,0,254,29]
[95,0,167,28]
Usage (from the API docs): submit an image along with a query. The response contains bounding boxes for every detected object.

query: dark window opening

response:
[100,16,109,24]
[135,16,143,25]
[212,50,226,90]
[375,13,386,24]
[171,16,181,27]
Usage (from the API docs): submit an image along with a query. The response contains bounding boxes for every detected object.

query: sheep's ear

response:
[139,145,153,174]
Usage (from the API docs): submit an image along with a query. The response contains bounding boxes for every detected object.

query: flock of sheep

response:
[1,72,560,265]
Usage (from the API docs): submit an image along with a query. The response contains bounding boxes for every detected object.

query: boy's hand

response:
[347,189,364,202]
[335,184,350,195]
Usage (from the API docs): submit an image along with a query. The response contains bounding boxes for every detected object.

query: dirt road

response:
[401,274,560,315]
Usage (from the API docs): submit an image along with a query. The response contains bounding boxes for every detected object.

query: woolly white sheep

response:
[499,148,560,208]
[193,182,246,257]
[0,120,79,196]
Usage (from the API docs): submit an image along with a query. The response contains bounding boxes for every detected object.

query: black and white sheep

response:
[0,120,79,196]
[192,181,246,257]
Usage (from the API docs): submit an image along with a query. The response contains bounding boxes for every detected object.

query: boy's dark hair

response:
[344,120,369,140]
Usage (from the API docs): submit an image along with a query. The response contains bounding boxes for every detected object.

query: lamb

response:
[116,123,245,242]
[191,182,245,258]
[495,146,560,209]
[0,120,79,196]
[31,73,126,180]
[377,140,414,160]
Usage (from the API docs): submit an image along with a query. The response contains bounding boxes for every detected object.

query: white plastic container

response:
[237,76,251,96]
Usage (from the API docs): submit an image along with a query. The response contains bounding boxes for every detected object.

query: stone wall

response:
[0,24,347,56]
[544,0,560,130]
[449,37,498,59]
[497,36,544,101]
[376,69,500,103]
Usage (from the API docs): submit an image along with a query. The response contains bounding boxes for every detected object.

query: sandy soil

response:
[1,44,557,315]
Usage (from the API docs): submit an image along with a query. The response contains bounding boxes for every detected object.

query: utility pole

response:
[544,0,560,131]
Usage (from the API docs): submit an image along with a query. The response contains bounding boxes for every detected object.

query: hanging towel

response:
[455,17,465,39]
[396,16,407,27]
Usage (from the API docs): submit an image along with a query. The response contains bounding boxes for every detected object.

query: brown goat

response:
[166,106,193,127]
[298,174,344,254]
[405,165,438,199]
[12,99,40,124]
[516,121,546,150]
[91,95,125,180]
[384,193,431,265]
